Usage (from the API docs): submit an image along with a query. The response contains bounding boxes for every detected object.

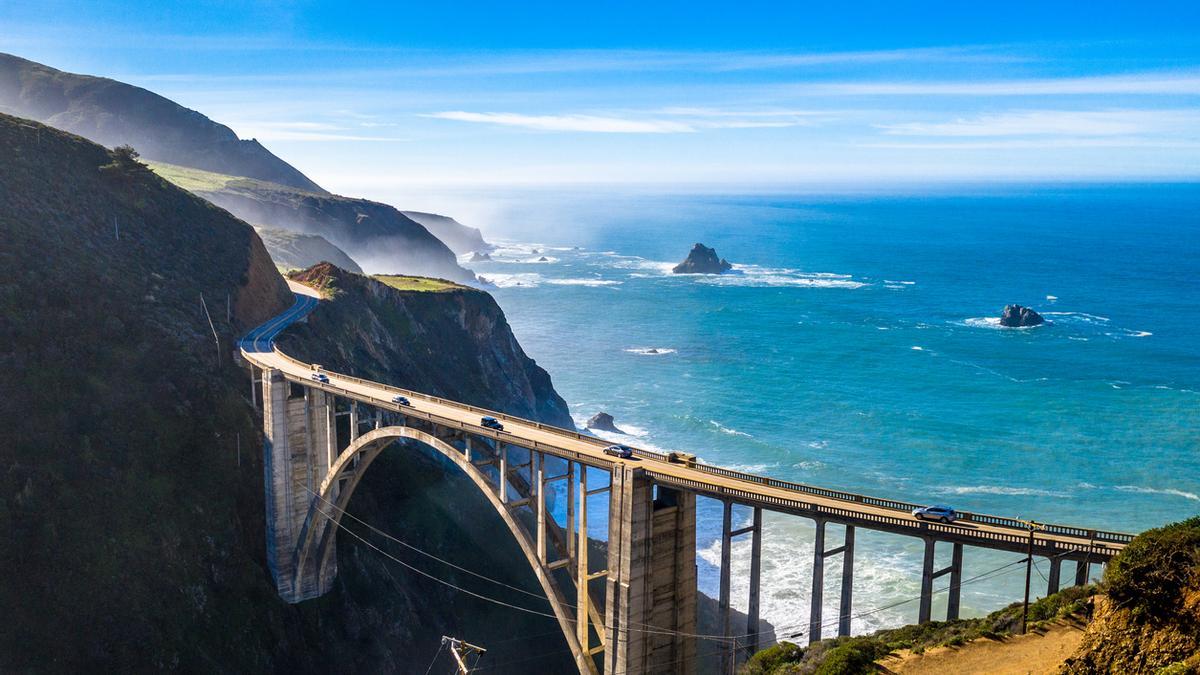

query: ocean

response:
[421,184,1200,636]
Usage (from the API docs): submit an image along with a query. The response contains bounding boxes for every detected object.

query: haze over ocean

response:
[424,183,1200,634]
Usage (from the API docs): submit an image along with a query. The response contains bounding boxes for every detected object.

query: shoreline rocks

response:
[468,251,491,262]
[672,243,732,274]
[999,304,1045,327]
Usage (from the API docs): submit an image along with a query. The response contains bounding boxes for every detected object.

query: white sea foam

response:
[522,256,559,264]
[792,460,826,470]
[961,316,1040,330]
[1046,295,1058,301]
[1041,311,1111,323]
[934,485,1068,498]
[478,272,543,288]
[911,346,925,351]
[545,278,622,287]
[1115,485,1200,501]
[884,280,916,285]
[709,420,753,438]
[624,347,677,356]
[1126,330,1153,337]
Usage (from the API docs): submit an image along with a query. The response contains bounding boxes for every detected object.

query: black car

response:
[603,444,634,459]
[310,372,329,383]
[392,394,410,406]
[481,416,504,431]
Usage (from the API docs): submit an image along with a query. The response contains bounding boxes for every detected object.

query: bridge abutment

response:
[604,467,697,675]
[262,373,337,602]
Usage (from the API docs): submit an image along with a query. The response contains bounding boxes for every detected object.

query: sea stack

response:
[999,304,1045,327]
[672,243,732,274]
[469,251,491,262]
[586,412,623,433]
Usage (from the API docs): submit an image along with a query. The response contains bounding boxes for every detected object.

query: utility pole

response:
[440,636,486,674]
[1021,519,1043,634]
[200,293,221,367]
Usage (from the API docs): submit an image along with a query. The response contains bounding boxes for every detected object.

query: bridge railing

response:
[248,347,1134,547]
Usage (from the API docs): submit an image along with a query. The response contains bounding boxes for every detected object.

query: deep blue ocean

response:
[442,184,1199,635]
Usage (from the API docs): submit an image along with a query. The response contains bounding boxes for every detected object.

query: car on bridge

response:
[603,444,634,459]
[912,504,958,523]
[310,372,329,383]
[392,394,410,406]
[480,416,504,431]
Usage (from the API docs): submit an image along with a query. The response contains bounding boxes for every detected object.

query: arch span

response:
[292,425,597,675]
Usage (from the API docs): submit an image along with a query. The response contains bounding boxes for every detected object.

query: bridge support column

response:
[719,501,734,672]
[1047,556,1062,596]
[604,468,696,675]
[745,507,763,656]
[918,537,936,624]
[348,404,359,442]
[947,543,963,621]
[1075,560,1089,586]
[810,520,855,643]
[838,525,855,636]
[262,373,334,602]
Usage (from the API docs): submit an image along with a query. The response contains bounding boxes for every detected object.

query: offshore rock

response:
[586,412,623,434]
[469,251,491,262]
[999,304,1045,327]
[673,243,732,274]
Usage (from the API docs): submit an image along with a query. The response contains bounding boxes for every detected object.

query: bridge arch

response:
[292,425,596,674]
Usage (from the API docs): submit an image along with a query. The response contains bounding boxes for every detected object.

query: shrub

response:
[1105,516,1200,621]
[813,643,878,675]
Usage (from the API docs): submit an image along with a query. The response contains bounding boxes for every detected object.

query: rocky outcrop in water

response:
[469,251,491,262]
[586,412,623,434]
[999,304,1045,327]
[673,243,732,274]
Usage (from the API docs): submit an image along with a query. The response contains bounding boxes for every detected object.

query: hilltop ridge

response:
[0,53,326,193]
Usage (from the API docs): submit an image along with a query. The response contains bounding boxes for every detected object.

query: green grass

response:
[146,161,241,191]
[372,274,464,292]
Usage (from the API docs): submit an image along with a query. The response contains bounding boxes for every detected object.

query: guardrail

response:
[243,346,1135,548]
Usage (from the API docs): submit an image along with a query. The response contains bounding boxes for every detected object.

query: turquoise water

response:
[460,184,1199,634]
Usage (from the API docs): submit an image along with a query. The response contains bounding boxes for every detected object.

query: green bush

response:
[741,641,804,675]
[813,643,878,675]
[1105,516,1200,620]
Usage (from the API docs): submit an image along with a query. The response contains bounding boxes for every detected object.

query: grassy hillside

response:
[148,162,474,283]
[373,274,464,292]
[0,53,325,193]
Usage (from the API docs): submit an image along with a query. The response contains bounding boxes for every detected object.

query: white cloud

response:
[877,109,1200,137]
[424,109,816,133]
[796,72,1200,96]
[225,120,408,142]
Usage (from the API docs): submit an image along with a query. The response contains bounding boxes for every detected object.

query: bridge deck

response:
[241,290,1132,562]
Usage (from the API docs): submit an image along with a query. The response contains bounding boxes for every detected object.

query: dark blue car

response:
[913,504,958,523]
[391,394,410,406]
[481,416,504,431]
[603,444,633,459]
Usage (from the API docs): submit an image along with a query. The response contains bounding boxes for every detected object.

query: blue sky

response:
[3,1,1200,193]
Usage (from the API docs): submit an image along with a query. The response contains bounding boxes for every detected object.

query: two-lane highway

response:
[241,289,1132,560]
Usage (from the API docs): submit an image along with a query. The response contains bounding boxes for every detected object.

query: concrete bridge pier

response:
[604,467,697,675]
[809,519,856,643]
[261,374,337,602]
[918,538,964,624]
[1075,559,1090,586]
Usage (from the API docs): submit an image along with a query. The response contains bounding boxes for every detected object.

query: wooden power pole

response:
[440,636,486,674]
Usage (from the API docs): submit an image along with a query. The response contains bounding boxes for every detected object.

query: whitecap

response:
[478,272,542,288]
[1126,330,1152,337]
[709,420,752,438]
[934,485,1068,498]
[1046,295,1058,301]
[624,347,677,356]
[545,278,622,287]
[910,346,924,351]
[1115,485,1200,502]
[1041,311,1111,323]
[793,460,825,470]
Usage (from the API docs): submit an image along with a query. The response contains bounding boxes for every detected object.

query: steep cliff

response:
[0,53,325,193]
[1062,516,1200,674]
[401,210,493,255]
[280,263,571,426]
[0,113,303,670]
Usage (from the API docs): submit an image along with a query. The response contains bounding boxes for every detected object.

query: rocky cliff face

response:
[0,53,325,193]
[401,210,493,255]
[1062,516,1200,673]
[280,263,572,426]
